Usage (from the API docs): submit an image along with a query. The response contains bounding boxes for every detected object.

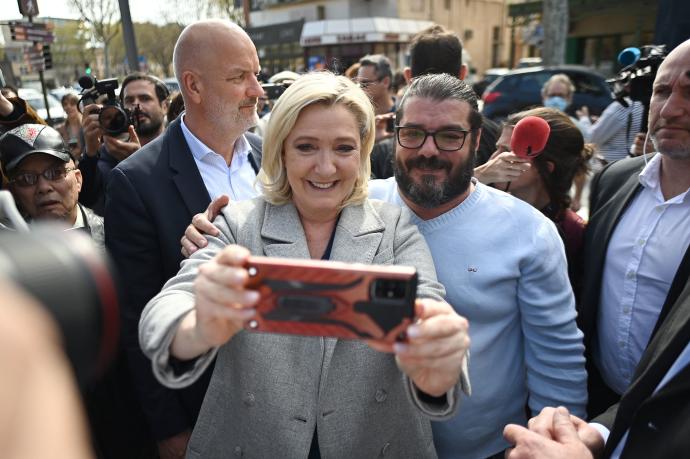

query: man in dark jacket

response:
[79,72,170,215]
[105,19,264,458]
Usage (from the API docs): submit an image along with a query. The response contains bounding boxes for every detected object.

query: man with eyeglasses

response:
[357,54,396,116]
[178,72,587,458]
[0,124,104,249]
[369,73,587,459]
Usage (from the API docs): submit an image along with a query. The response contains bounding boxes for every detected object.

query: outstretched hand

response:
[171,244,259,360]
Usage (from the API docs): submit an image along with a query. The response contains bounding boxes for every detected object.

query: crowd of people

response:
[0,17,689,459]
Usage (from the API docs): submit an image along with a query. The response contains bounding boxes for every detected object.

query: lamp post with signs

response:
[12,0,55,124]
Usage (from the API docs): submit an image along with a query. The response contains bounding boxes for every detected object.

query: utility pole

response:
[118,0,139,73]
[243,0,251,27]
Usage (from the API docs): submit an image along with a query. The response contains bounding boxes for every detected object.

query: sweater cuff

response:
[403,350,471,420]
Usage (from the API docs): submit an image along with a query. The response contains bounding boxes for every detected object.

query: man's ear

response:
[403,67,412,84]
[459,63,468,81]
[181,71,203,105]
[546,160,556,173]
[382,75,391,90]
[73,166,83,193]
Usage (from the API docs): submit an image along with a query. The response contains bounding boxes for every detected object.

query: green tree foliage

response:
[109,22,184,77]
[69,0,121,77]
[51,20,95,84]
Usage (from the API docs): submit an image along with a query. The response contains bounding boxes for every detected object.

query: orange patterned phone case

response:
[243,256,418,342]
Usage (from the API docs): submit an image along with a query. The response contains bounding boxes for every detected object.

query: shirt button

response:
[619,340,626,348]
[638,238,646,246]
[626,271,635,279]
[375,389,388,403]
[656,206,664,213]
[234,446,243,457]
[623,307,631,314]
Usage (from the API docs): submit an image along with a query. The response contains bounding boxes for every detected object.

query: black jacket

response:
[594,279,690,459]
[105,117,262,440]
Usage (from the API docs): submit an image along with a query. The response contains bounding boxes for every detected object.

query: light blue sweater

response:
[369,178,587,459]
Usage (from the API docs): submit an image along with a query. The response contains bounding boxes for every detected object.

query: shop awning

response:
[300,17,435,47]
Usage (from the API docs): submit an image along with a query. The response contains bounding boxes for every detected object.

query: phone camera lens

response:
[372,279,407,300]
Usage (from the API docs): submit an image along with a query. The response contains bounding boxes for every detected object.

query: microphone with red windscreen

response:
[510,116,551,159]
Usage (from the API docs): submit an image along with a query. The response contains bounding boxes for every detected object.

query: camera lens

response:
[99,105,128,135]
[371,278,408,301]
[0,227,119,386]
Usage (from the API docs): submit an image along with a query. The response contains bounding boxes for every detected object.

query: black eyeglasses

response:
[11,166,76,187]
[395,126,471,151]
[357,77,384,88]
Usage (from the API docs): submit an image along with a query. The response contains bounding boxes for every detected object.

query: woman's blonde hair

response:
[258,71,375,208]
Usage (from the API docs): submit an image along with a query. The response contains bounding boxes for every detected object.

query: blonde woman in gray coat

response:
[139,72,470,459]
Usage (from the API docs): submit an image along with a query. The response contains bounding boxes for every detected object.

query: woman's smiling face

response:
[283,103,362,222]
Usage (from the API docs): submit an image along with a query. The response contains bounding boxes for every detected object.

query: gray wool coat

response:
[139,197,469,459]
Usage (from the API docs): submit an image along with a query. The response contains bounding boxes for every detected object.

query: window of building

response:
[317,5,325,20]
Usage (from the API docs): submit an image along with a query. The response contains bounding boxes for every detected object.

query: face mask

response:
[544,96,568,112]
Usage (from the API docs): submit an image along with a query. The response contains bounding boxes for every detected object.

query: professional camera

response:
[78,74,140,137]
[0,191,119,387]
[608,45,667,107]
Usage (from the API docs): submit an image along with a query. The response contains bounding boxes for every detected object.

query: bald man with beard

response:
[105,20,264,458]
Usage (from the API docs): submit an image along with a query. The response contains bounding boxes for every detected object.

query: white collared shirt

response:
[180,114,259,202]
[595,153,690,394]
[72,205,85,229]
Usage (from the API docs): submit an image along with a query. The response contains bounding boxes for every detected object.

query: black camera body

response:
[261,83,288,100]
[608,45,667,108]
[78,75,140,136]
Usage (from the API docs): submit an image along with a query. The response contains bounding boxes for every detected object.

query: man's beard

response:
[207,98,258,133]
[394,143,475,209]
[651,132,690,160]
[135,112,164,137]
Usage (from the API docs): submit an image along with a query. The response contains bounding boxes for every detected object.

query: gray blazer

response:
[140,197,468,459]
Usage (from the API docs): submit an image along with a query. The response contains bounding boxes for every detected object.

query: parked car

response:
[481,65,613,122]
[516,57,543,68]
[473,67,510,98]
[18,88,67,126]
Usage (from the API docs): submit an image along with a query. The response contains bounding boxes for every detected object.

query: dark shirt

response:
[78,145,119,216]
[542,203,585,300]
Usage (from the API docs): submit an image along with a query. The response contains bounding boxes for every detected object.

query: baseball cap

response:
[0,124,71,175]
[269,71,300,85]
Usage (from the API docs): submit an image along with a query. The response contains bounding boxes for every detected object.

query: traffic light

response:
[85,62,92,75]
[42,45,52,70]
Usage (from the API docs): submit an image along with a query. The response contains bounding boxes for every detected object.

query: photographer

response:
[79,72,170,215]
[576,87,644,164]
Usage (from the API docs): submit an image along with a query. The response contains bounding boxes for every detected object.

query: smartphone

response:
[243,256,418,342]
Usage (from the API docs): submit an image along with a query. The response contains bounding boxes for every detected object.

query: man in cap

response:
[0,124,103,248]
